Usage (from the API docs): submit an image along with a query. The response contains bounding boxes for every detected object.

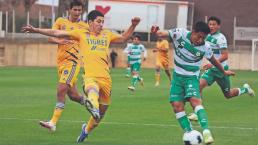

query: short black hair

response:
[208,16,221,25]
[87,10,104,22]
[193,21,210,35]
[69,0,83,9]
[133,34,141,40]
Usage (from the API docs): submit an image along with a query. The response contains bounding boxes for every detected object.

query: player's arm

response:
[151,26,169,39]
[204,49,228,69]
[22,25,70,38]
[48,37,74,45]
[208,55,235,76]
[111,17,141,43]
[142,45,147,61]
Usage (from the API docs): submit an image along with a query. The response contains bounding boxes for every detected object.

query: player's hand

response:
[131,17,140,26]
[202,63,213,70]
[224,70,235,76]
[22,25,37,33]
[151,25,159,33]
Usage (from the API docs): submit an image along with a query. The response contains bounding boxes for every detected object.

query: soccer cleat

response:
[39,121,56,132]
[187,113,198,121]
[203,129,214,144]
[84,99,100,120]
[125,74,130,78]
[243,83,255,97]
[139,78,144,86]
[77,123,88,143]
[155,82,160,87]
[128,86,135,91]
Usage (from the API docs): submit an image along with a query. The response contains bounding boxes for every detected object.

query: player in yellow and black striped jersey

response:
[39,0,88,132]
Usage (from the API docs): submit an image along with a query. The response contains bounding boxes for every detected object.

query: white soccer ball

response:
[183,130,203,145]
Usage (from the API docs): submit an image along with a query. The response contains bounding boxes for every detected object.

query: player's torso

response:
[206,32,228,67]
[56,18,88,67]
[80,30,112,78]
[129,44,144,64]
[156,40,169,59]
[171,29,209,76]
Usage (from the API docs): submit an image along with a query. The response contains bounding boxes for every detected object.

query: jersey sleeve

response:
[168,28,182,41]
[68,29,81,40]
[217,34,228,49]
[141,45,147,58]
[204,43,213,59]
[110,30,122,42]
[52,18,62,30]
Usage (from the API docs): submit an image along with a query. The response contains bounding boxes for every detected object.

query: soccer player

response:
[127,34,147,91]
[153,37,171,86]
[123,37,133,77]
[22,10,140,142]
[151,21,235,144]
[39,0,88,132]
[188,16,255,121]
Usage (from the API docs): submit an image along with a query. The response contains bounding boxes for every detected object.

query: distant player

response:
[153,37,171,86]
[188,16,255,121]
[127,34,147,91]
[39,0,88,132]
[151,21,235,144]
[123,37,133,77]
[22,10,140,142]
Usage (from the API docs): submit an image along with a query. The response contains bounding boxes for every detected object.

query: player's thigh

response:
[98,78,112,105]
[58,63,80,87]
[216,75,231,94]
[185,76,201,99]
[131,63,141,73]
[201,69,215,86]
[169,73,185,102]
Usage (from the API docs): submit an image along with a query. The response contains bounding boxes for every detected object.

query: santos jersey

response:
[52,17,88,67]
[127,44,147,64]
[206,31,228,67]
[168,28,213,76]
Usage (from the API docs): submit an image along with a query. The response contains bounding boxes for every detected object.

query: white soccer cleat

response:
[187,113,198,121]
[125,74,130,78]
[128,86,135,91]
[243,83,255,97]
[203,129,214,144]
[84,99,100,120]
[39,121,56,132]
[155,82,160,87]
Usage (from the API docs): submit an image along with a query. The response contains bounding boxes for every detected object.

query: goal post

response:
[251,39,258,71]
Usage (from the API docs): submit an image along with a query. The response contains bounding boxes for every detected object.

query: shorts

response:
[84,77,112,105]
[201,65,230,94]
[169,72,201,102]
[58,63,80,87]
[130,62,141,72]
[156,58,169,70]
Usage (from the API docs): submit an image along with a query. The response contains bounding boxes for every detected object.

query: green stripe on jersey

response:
[174,60,200,72]
[177,37,205,58]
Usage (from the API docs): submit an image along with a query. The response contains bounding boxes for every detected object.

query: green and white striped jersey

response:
[168,28,213,76]
[206,31,228,67]
[127,44,147,64]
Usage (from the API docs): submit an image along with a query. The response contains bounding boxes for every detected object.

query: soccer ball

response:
[183,130,203,145]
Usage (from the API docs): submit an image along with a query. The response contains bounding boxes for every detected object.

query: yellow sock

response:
[85,116,99,133]
[50,108,64,125]
[155,73,160,83]
[88,90,100,109]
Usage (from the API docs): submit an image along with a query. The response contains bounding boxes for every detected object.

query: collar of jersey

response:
[211,30,220,35]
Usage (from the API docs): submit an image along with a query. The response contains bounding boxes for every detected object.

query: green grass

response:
[0,67,257,145]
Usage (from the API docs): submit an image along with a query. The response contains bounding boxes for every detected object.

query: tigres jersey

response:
[52,17,88,67]
[69,29,121,78]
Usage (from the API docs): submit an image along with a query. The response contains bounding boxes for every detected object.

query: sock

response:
[176,111,192,132]
[195,105,209,130]
[126,67,131,76]
[50,102,65,125]
[85,116,99,133]
[155,73,160,83]
[131,75,138,87]
[87,89,99,109]
[238,87,248,96]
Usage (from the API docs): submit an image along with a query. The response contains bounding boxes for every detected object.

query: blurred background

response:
[0,0,258,70]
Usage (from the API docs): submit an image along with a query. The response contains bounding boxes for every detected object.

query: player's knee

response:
[171,103,184,112]
[223,92,231,99]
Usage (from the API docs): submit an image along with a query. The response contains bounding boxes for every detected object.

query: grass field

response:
[0,67,257,145]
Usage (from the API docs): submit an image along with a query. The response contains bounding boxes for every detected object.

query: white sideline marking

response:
[1,117,258,131]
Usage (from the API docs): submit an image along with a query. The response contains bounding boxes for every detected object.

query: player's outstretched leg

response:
[243,83,255,96]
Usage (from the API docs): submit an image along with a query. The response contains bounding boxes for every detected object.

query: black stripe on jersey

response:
[65,50,78,60]
[71,46,79,53]
[101,58,108,65]
[67,59,77,64]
